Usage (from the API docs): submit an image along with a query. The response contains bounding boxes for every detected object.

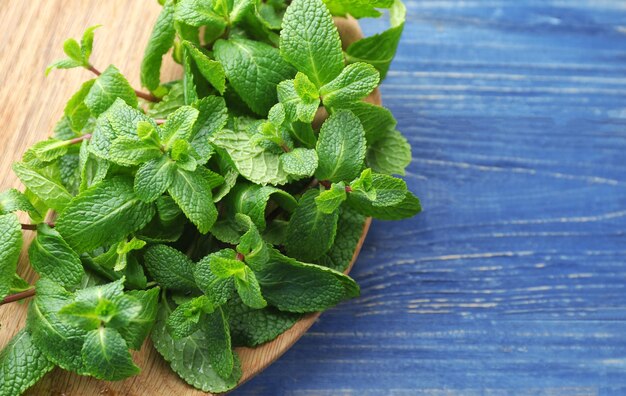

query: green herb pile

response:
[0,0,419,393]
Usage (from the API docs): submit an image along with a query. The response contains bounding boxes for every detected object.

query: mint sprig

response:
[0,0,420,393]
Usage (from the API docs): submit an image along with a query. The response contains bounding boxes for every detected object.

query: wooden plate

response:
[0,2,377,393]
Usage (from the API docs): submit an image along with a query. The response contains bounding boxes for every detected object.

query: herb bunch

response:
[0,0,419,393]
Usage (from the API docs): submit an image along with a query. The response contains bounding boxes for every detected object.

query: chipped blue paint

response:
[238,1,626,394]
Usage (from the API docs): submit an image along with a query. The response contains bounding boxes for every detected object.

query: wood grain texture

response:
[0,2,374,395]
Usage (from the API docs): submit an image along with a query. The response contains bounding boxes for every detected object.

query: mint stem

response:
[87,64,159,103]
[68,133,92,145]
[21,222,55,231]
[1,288,35,306]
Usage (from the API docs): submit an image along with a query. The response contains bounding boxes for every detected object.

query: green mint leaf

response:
[323,0,393,18]
[79,139,110,192]
[13,162,73,212]
[166,295,213,339]
[352,172,407,207]
[143,245,197,290]
[108,137,163,166]
[225,295,301,347]
[183,41,226,94]
[194,249,236,305]
[315,109,366,183]
[190,96,228,164]
[63,38,83,63]
[28,224,84,289]
[0,213,22,300]
[175,0,228,29]
[235,213,270,269]
[214,37,296,115]
[24,138,70,164]
[64,79,95,132]
[366,129,411,175]
[349,167,375,200]
[45,58,83,76]
[315,181,347,214]
[141,1,176,91]
[254,248,359,312]
[168,166,218,233]
[118,288,160,350]
[56,176,156,253]
[280,0,344,87]
[80,25,101,64]
[211,128,289,185]
[320,62,380,109]
[281,147,318,178]
[151,301,242,392]
[210,255,246,279]
[160,105,199,148]
[0,330,55,396]
[316,203,367,271]
[0,189,36,215]
[134,156,176,203]
[147,83,185,119]
[26,279,89,373]
[203,307,235,379]
[348,189,421,220]
[225,183,297,231]
[81,327,140,381]
[345,0,406,79]
[229,0,254,23]
[284,189,339,261]
[234,266,266,309]
[342,101,396,144]
[85,65,139,116]
[90,99,157,159]
[182,48,199,105]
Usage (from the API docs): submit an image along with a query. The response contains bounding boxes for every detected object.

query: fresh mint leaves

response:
[1,0,420,394]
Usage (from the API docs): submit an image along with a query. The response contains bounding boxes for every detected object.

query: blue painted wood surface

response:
[238,1,626,394]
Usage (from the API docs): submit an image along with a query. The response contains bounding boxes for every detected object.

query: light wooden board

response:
[0,1,374,395]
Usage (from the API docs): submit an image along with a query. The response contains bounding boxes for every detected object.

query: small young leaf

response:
[315,182,347,214]
[159,105,199,148]
[63,39,83,63]
[194,250,236,306]
[320,62,380,109]
[166,295,213,339]
[234,266,266,309]
[348,189,421,220]
[80,24,101,64]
